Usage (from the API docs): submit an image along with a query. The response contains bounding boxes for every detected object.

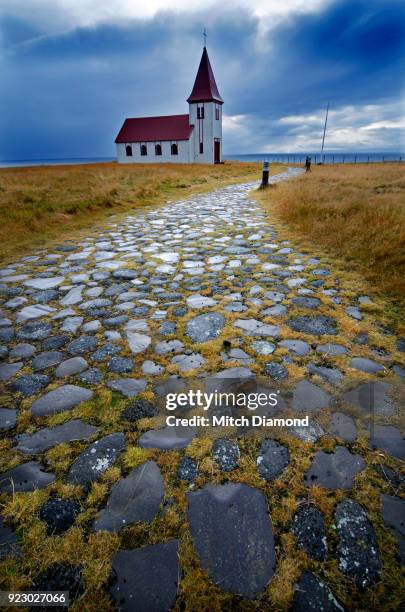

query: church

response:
[115,45,223,164]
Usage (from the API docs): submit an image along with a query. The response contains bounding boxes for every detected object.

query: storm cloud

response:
[0,0,404,159]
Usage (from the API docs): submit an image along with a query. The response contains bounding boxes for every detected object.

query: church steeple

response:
[187,47,223,105]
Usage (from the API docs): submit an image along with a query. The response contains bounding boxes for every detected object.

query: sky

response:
[0,0,404,160]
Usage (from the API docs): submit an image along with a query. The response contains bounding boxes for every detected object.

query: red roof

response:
[187,47,223,104]
[115,114,193,143]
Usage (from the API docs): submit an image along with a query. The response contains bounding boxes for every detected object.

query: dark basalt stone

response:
[188,483,275,599]
[265,362,288,380]
[32,351,64,372]
[11,374,50,397]
[39,498,80,535]
[67,432,125,487]
[335,499,381,588]
[380,494,405,565]
[292,572,344,611]
[0,461,55,493]
[304,446,365,489]
[107,357,134,373]
[291,297,321,309]
[0,408,17,431]
[122,399,159,422]
[292,504,328,561]
[17,321,52,341]
[67,335,97,355]
[93,461,164,532]
[16,419,99,454]
[257,439,289,482]
[42,334,70,350]
[369,425,405,459]
[110,540,180,612]
[0,516,21,559]
[91,343,121,361]
[212,438,240,472]
[177,456,198,482]
[77,368,103,384]
[32,564,84,602]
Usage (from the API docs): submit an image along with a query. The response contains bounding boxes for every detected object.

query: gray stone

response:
[0,408,17,431]
[292,380,331,412]
[0,362,23,381]
[261,304,287,316]
[67,432,125,486]
[287,315,337,336]
[0,328,14,343]
[16,419,99,454]
[350,357,384,373]
[11,374,50,397]
[251,340,276,355]
[213,439,240,471]
[292,505,327,561]
[0,461,55,493]
[160,321,177,335]
[32,351,64,371]
[292,572,344,612]
[126,332,151,354]
[155,339,184,355]
[122,399,158,421]
[381,494,405,565]
[24,276,65,290]
[369,425,405,459]
[107,378,147,397]
[186,312,225,343]
[290,420,324,443]
[316,343,347,356]
[112,269,137,279]
[16,304,56,323]
[68,335,97,355]
[234,318,279,337]
[330,412,357,442]
[308,363,343,385]
[344,381,395,416]
[141,360,164,375]
[10,343,36,359]
[94,461,164,532]
[188,483,275,598]
[31,384,93,417]
[139,425,196,450]
[110,540,180,612]
[56,357,88,378]
[335,499,381,588]
[171,352,205,372]
[396,338,405,352]
[279,339,309,356]
[304,446,365,489]
[346,306,362,320]
[257,439,289,482]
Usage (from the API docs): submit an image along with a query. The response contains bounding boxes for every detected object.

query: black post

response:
[261,160,269,188]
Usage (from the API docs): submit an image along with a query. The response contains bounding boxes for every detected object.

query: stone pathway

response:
[0,169,404,609]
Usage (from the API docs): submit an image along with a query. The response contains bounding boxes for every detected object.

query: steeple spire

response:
[187,46,223,104]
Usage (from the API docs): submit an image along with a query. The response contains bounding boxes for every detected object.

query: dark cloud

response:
[0,0,403,159]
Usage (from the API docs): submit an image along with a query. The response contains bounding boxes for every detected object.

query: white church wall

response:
[117,139,191,164]
[189,102,222,164]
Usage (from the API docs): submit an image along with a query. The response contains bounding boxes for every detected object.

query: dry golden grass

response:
[255,163,405,325]
[0,160,272,263]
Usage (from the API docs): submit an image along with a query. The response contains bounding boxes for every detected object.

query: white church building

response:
[115,46,223,164]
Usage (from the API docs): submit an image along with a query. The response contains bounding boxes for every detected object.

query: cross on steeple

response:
[203,28,207,47]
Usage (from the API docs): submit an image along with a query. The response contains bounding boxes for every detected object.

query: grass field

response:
[0,160,271,264]
[255,163,405,329]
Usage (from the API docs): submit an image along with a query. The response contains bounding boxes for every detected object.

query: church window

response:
[199,142,204,154]
[155,143,162,156]
[215,105,220,120]
[197,106,204,119]
[125,144,132,157]
[140,144,147,156]
[171,143,178,155]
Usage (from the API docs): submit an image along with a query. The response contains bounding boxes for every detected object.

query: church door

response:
[214,139,220,163]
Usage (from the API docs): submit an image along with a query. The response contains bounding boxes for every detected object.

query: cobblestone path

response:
[0,169,403,610]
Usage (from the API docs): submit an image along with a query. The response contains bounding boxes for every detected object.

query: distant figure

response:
[305,156,312,172]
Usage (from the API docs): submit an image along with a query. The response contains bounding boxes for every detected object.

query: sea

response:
[0,152,403,168]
